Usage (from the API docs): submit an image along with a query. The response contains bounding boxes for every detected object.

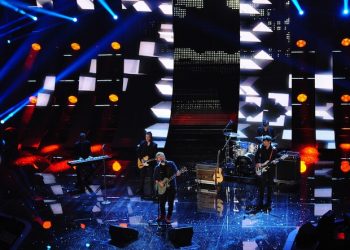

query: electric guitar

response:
[213,150,224,184]
[255,154,288,176]
[155,167,187,195]
[137,156,155,169]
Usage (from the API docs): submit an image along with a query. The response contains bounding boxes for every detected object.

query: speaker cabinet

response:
[168,227,193,247]
[274,158,300,185]
[109,225,138,247]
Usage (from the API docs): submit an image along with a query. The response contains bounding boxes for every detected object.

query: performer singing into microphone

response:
[153,152,180,224]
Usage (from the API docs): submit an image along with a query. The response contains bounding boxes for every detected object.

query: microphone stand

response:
[101,144,111,205]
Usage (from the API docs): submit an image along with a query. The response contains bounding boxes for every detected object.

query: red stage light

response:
[341,94,350,103]
[300,146,319,165]
[40,144,61,154]
[91,144,102,154]
[112,161,122,172]
[45,160,70,173]
[29,96,37,104]
[68,95,78,104]
[296,39,307,48]
[42,221,52,229]
[71,42,81,51]
[341,161,350,173]
[340,143,350,151]
[80,223,86,230]
[337,232,346,240]
[341,38,350,47]
[32,43,41,51]
[297,93,308,103]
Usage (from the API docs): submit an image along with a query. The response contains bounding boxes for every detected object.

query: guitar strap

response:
[268,148,274,161]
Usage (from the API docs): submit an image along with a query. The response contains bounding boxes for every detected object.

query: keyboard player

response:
[74,132,94,193]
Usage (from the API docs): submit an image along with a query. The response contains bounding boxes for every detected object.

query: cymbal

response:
[224,132,238,137]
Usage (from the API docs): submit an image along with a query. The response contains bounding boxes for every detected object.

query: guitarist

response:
[153,152,180,224]
[136,132,157,196]
[254,135,277,212]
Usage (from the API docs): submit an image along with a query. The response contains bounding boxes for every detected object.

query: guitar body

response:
[155,178,169,195]
[137,156,154,169]
[213,168,224,183]
[255,154,288,176]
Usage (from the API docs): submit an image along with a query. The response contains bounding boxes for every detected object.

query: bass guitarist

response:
[254,135,277,212]
[136,131,157,196]
[153,152,180,224]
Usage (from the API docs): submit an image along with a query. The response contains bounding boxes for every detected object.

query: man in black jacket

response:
[74,132,92,192]
[254,135,277,212]
[136,132,157,196]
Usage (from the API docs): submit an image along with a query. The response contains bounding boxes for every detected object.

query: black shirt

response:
[153,161,178,189]
[257,126,275,139]
[254,144,277,164]
[74,140,91,159]
[137,140,157,159]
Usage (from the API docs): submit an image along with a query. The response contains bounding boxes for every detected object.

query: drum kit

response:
[222,132,278,177]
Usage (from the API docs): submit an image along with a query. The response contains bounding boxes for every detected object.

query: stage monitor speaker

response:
[109,225,138,247]
[294,222,318,249]
[316,210,335,240]
[275,158,300,184]
[168,226,193,247]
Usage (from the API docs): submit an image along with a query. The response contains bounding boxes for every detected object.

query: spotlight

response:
[341,38,350,47]
[29,96,37,104]
[71,42,81,51]
[297,93,308,103]
[0,120,4,124]
[300,160,307,173]
[340,143,350,151]
[32,16,38,21]
[341,160,350,173]
[296,39,307,48]
[341,94,350,102]
[85,243,90,248]
[32,43,41,51]
[109,94,119,103]
[344,9,349,15]
[73,17,78,22]
[111,42,121,50]
[112,161,122,172]
[113,15,118,20]
[68,95,78,104]
[42,221,52,229]
[299,10,304,15]
[7,40,11,44]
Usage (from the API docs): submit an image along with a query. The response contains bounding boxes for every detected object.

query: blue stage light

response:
[98,0,118,20]
[344,1,349,15]
[7,39,11,44]
[85,243,90,248]
[0,120,4,124]
[291,0,305,16]
[73,17,78,22]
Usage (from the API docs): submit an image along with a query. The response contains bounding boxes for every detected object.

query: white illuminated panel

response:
[240,59,261,70]
[36,93,51,107]
[269,115,285,126]
[156,79,173,96]
[159,3,172,15]
[50,203,63,215]
[139,41,155,56]
[315,74,333,90]
[133,1,151,12]
[327,142,336,149]
[268,93,289,107]
[240,31,261,42]
[154,140,166,148]
[43,76,56,91]
[159,57,174,70]
[314,188,332,198]
[316,130,335,141]
[243,241,258,249]
[240,4,259,14]
[89,59,97,73]
[39,173,56,184]
[246,111,263,122]
[151,101,171,119]
[77,0,94,10]
[253,22,272,32]
[245,96,261,106]
[253,0,272,4]
[124,59,140,74]
[36,0,53,8]
[240,86,259,96]
[51,185,64,195]
[315,103,333,120]
[78,76,96,91]
[282,130,292,140]
[254,50,273,60]
[314,203,332,216]
[123,78,128,91]
[145,123,169,138]
[238,111,246,119]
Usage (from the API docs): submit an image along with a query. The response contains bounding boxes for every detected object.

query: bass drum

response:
[235,155,255,177]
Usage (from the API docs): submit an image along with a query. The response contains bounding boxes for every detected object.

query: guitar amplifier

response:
[274,156,300,185]
[195,164,216,185]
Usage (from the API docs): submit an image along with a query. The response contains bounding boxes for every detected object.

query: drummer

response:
[257,120,275,140]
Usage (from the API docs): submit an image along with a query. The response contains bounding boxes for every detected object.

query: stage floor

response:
[1,170,349,249]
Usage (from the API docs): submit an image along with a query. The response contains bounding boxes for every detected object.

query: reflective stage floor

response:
[1,169,349,249]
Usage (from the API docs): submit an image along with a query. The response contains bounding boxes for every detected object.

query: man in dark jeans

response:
[153,152,179,224]
[254,135,277,212]
[136,132,157,196]
[74,132,92,193]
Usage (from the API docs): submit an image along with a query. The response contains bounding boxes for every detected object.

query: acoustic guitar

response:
[213,150,224,184]
[137,156,155,169]
[255,154,288,176]
[155,167,187,195]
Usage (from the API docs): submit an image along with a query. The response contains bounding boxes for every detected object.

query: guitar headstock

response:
[280,154,288,160]
[180,167,187,173]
